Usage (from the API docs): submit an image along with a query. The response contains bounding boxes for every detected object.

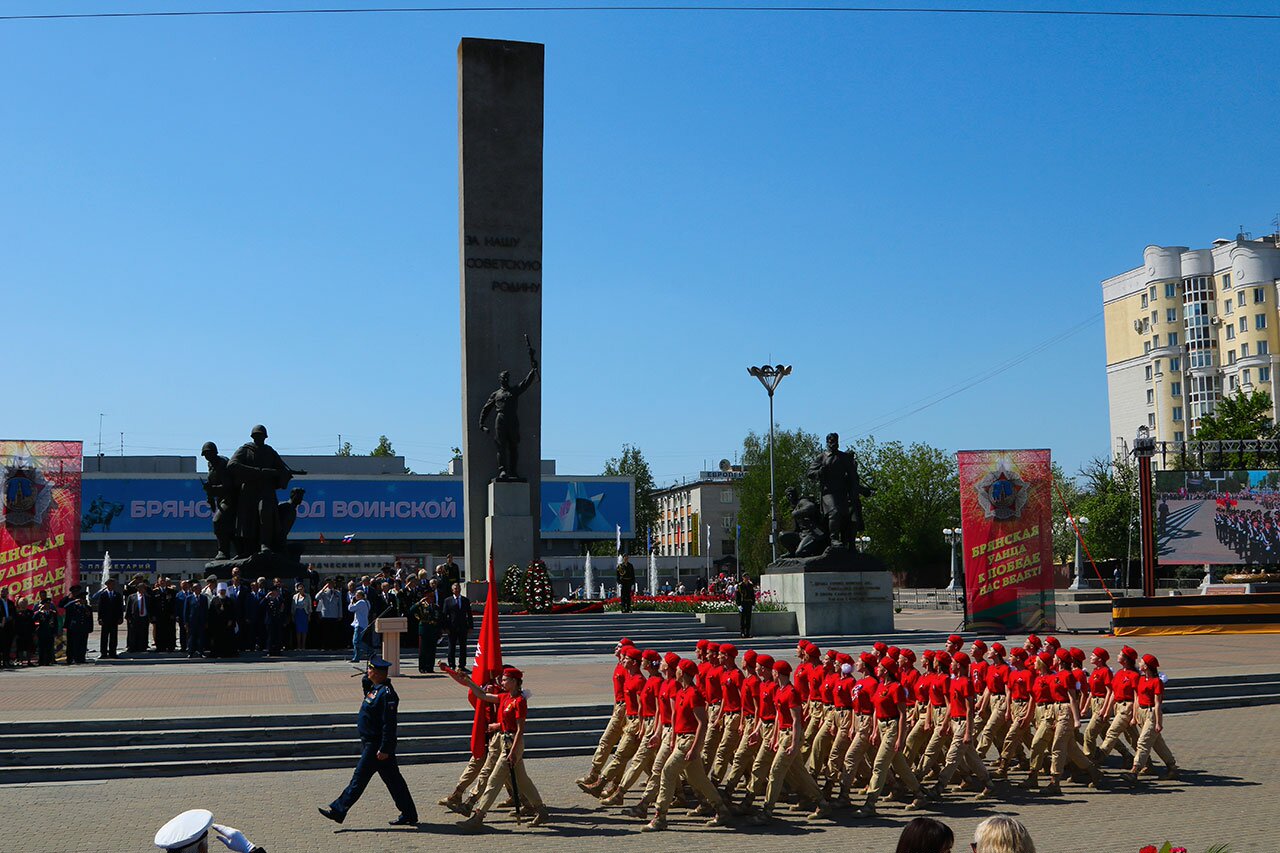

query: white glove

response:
[211,824,255,853]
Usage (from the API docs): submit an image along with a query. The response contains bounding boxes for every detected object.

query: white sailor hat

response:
[154,808,213,850]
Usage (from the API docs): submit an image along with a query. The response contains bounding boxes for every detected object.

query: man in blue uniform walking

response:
[319,655,419,827]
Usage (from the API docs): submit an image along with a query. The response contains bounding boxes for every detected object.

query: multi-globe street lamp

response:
[747,364,792,563]
[1069,516,1091,590]
[943,527,963,591]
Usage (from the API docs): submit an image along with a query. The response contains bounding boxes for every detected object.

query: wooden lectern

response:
[374,617,408,677]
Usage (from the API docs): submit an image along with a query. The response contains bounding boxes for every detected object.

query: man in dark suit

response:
[92,578,124,658]
[0,587,18,667]
[125,581,151,652]
[441,582,473,672]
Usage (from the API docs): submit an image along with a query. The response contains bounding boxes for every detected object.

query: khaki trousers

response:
[588,702,627,777]
[799,700,823,763]
[600,716,644,784]
[763,727,824,813]
[1027,704,1055,775]
[1081,696,1110,756]
[937,718,991,788]
[867,719,923,798]
[721,716,762,793]
[463,732,504,798]
[917,705,952,774]
[839,712,875,793]
[975,694,1008,758]
[825,709,854,781]
[1000,699,1033,765]
[710,712,743,779]
[903,705,931,763]
[702,704,725,764]
[474,736,544,817]
[654,733,726,820]
[637,725,675,806]
[1096,700,1138,758]
[1133,705,1176,770]
[617,717,661,794]
[807,706,837,777]
[748,722,778,795]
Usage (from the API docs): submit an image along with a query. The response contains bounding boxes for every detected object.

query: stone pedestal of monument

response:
[486,481,534,576]
[374,617,407,677]
[762,551,894,636]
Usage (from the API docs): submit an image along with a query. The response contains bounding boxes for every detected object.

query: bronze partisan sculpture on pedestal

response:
[202,425,306,574]
[478,337,539,482]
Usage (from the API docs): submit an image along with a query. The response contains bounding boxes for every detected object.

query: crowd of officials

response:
[0,557,474,668]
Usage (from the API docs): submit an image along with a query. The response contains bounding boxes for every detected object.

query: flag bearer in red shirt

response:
[440,670,502,814]
[1123,653,1179,784]
[749,658,833,825]
[856,659,929,818]
[578,638,634,790]
[931,652,995,800]
[602,650,665,804]
[452,666,549,831]
[641,659,733,832]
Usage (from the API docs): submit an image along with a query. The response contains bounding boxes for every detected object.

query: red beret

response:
[504,667,523,680]
[837,652,854,665]
[1037,652,1054,666]
[1055,649,1071,663]
[696,639,710,650]
[678,659,698,676]
[935,651,952,668]
[1142,653,1159,669]
[1092,647,1110,662]
[719,643,737,658]
[642,649,660,663]
[742,649,758,665]
[756,654,774,669]
[624,647,642,660]
[859,652,877,668]
[663,651,680,668]
[873,641,888,654]
[880,660,899,678]
[1026,634,1041,649]
[706,642,720,654]
[947,634,963,644]
[971,639,987,651]
[886,646,901,659]
[1121,645,1138,661]
[900,648,917,663]
[923,649,936,660]
[1045,636,1061,649]
[1070,647,1086,664]
[619,637,634,647]
[772,659,793,675]
[990,642,1005,655]
[953,652,970,666]
[1010,647,1028,659]
[805,645,820,660]
[825,648,838,659]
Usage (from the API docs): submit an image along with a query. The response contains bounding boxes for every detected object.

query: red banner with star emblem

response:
[1,440,82,603]
[956,449,1055,632]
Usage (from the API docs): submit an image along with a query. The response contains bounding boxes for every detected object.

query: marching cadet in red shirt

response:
[587,647,646,795]
[602,650,665,804]
[1023,634,1042,657]
[805,651,840,777]
[1096,645,1142,763]
[452,666,550,831]
[857,659,929,817]
[719,649,761,793]
[974,642,1010,763]
[931,652,995,800]
[823,653,857,800]
[730,653,780,814]
[700,643,726,765]
[642,659,732,832]
[579,638,634,790]
[709,644,745,782]
[945,634,964,657]
[627,653,683,818]
[998,647,1035,776]
[751,659,832,825]
[1081,647,1113,758]
[442,671,503,814]
[836,652,880,802]
[969,640,990,732]
[1124,653,1178,783]
[917,651,954,779]
[904,649,935,763]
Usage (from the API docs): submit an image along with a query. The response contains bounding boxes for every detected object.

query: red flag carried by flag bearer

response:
[469,549,504,758]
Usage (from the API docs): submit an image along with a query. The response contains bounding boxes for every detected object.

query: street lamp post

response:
[943,527,963,591]
[855,535,870,553]
[748,364,792,563]
[1069,516,1091,590]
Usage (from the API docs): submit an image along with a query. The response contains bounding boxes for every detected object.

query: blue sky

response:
[3,2,1278,484]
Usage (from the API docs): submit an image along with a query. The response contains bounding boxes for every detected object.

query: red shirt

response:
[1136,675,1164,708]
[741,674,760,717]
[832,675,855,709]
[900,667,921,705]
[871,680,908,720]
[819,671,839,705]
[1111,668,1139,702]
[757,680,779,722]
[657,678,678,726]
[498,692,527,733]
[640,674,662,718]
[1047,671,1072,703]
[947,675,975,719]
[612,664,627,703]
[853,676,878,715]
[927,673,950,707]
[1070,667,1087,693]
[971,660,989,695]
[775,683,802,729]
[720,668,744,713]
[794,662,812,701]
[623,672,645,716]
[704,664,725,704]
[1008,668,1034,702]
[1088,666,1112,698]
[1031,673,1055,704]
[696,661,712,698]
[985,663,1010,696]
[807,664,827,699]
[673,684,706,734]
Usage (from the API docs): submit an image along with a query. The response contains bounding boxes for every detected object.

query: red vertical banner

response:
[1,440,83,601]
[956,449,1055,633]
[469,549,504,758]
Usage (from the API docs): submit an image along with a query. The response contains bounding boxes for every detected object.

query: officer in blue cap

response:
[319,654,419,827]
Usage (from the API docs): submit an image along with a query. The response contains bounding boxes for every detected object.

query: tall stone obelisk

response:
[458,39,544,584]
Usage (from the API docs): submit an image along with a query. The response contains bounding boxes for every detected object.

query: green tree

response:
[369,435,396,457]
[1050,461,1085,566]
[1193,388,1279,440]
[737,427,822,576]
[853,437,958,586]
[1071,455,1139,564]
[336,441,353,457]
[590,444,658,556]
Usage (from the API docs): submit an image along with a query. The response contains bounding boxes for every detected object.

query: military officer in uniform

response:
[319,655,419,827]
[153,808,265,852]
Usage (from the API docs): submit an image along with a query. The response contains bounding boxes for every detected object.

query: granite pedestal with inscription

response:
[486,481,534,577]
[762,552,894,636]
